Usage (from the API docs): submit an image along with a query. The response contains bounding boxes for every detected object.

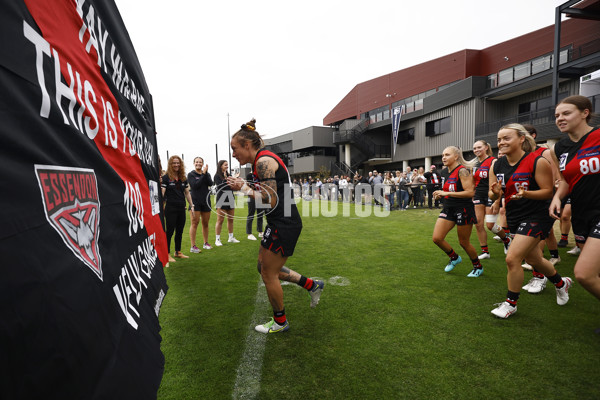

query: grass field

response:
[157,199,600,400]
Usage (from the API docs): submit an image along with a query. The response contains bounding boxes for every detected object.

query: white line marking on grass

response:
[232,281,269,400]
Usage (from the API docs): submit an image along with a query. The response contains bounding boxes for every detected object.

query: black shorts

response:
[261,223,302,257]
[560,196,571,208]
[438,204,477,226]
[511,220,553,239]
[189,203,211,213]
[571,215,600,244]
[472,193,489,206]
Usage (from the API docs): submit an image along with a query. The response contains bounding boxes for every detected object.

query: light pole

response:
[227,113,232,175]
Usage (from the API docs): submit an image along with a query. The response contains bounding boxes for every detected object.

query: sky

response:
[115,0,568,173]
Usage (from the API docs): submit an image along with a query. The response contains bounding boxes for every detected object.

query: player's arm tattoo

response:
[256,159,277,207]
[458,168,471,177]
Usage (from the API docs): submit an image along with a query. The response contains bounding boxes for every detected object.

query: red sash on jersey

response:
[442,165,464,197]
[473,156,495,187]
[252,149,288,177]
[560,129,600,193]
[533,146,547,157]
[503,152,538,207]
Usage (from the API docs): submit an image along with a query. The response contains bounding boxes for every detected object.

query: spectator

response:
[161,155,193,262]
[214,160,239,246]
[424,165,442,209]
[188,156,213,252]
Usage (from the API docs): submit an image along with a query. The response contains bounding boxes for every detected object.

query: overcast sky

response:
[116,0,567,172]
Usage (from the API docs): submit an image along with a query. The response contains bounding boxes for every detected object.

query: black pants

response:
[246,199,265,234]
[427,185,441,208]
[165,203,186,252]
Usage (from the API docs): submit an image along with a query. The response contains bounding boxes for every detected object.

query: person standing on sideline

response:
[432,147,483,277]
[245,171,264,241]
[423,165,442,209]
[188,156,213,251]
[214,160,239,246]
[228,119,324,334]
[161,155,194,262]
[550,95,600,332]
[489,123,572,319]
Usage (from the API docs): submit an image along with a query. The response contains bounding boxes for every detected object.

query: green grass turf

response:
[157,198,600,400]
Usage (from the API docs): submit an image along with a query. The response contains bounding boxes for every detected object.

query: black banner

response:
[0,0,168,398]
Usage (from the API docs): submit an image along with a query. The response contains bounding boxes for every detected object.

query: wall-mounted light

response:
[504,56,509,61]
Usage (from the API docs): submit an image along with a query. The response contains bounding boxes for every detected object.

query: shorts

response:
[189,203,211,213]
[571,215,600,244]
[511,220,554,239]
[472,193,489,206]
[438,204,477,226]
[261,223,302,257]
[560,196,571,208]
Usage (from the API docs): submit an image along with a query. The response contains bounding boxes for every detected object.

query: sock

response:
[215,234,220,241]
[550,249,559,258]
[471,258,482,269]
[445,249,459,261]
[547,272,564,287]
[298,275,315,291]
[502,236,511,244]
[229,232,234,239]
[273,308,286,325]
[481,245,489,254]
[532,269,545,279]
[503,227,510,235]
[561,234,568,241]
[506,290,520,306]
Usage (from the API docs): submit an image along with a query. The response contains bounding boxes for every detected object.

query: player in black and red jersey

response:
[519,124,562,292]
[550,95,600,332]
[432,146,483,277]
[489,123,572,319]
[472,140,511,260]
[227,119,324,334]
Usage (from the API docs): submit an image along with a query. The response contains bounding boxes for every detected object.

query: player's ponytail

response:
[232,118,264,150]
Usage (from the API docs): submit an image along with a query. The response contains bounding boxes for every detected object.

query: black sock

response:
[445,249,459,261]
[550,249,559,258]
[298,275,315,291]
[480,245,489,254]
[471,258,482,269]
[506,290,520,306]
[273,308,286,325]
[548,273,563,287]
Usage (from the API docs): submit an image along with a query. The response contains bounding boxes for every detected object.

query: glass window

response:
[426,88,437,97]
[559,48,569,65]
[498,68,514,86]
[487,74,497,89]
[405,102,414,113]
[383,109,390,120]
[426,116,451,137]
[415,99,424,111]
[514,62,531,80]
[531,55,551,74]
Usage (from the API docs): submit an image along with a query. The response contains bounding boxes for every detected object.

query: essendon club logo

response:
[35,165,102,280]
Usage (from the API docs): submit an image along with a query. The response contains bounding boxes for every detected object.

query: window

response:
[498,68,513,86]
[396,128,415,144]
[531,55,551,74]
[514,62,531,80]
[426,116,451,137]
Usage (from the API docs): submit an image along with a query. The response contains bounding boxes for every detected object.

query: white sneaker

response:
[491,301,517,319]
[567,246,581,255]
[503,237,512,255]
[493,235,502,242]
[522,276,536,291]
[521,262,533,271]
[527,276,547,294]
[255,318,289,334]
[215,238,223,247]
[203,243,212,250]
[549,256,561,265]
[247,234,257,241]
[556,277,573,305]
[309,280,325,308]
[258,232,264,238]
[228,236,240,243]
[478,252,491,260]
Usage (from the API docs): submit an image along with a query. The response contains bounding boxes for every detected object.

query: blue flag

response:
[392,105,405,157]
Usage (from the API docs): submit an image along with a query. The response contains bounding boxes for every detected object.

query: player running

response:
[550,95,600,333]
[228,119,324,334]
[489,124,572,319]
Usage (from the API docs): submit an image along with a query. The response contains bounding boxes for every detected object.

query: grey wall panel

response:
[294,155,336,174]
